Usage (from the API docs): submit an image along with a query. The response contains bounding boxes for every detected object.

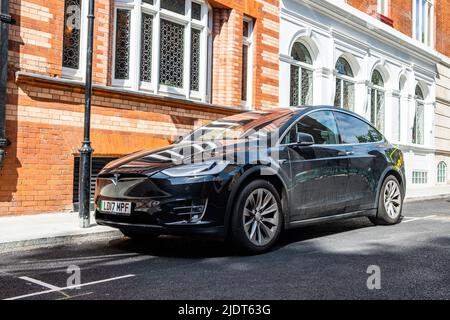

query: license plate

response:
[100,200,132,215]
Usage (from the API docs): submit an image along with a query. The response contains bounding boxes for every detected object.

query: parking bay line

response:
[19,276,70,298]
[4,274,135,300]
[402,215,436,223]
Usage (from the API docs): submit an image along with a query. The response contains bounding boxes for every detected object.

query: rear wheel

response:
[229,180,283,254]
[370,175,403,225]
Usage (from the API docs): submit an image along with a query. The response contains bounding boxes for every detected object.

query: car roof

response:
[220,106,373,133]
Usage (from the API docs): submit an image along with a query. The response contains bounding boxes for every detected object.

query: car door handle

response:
[338,151,354,156]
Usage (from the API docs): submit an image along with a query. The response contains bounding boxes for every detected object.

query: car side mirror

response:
[296,132,315,146]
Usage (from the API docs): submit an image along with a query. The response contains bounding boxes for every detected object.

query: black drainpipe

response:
[0,0,13,170]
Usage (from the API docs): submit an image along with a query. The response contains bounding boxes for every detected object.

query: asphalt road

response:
[0,199,449,300]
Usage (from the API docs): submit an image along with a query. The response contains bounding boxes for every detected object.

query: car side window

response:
[295,111,340,145]
[334,111,384,144]
[282,111,340,145]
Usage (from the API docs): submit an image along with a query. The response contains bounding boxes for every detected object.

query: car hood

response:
[100,139,262,176]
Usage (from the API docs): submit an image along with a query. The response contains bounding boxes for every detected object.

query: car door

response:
[284,110,349,221]
[333,111,384,212]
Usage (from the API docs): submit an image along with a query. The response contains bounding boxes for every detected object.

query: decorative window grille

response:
[370,69,385,133]
[112,0,209,100]
[114,9,131,80]
[290,42,313,106]
[334,57,354,111]
[159,19,185,88]
[140,13,153,82]
[63,0,82,70]
[190,28,201,91]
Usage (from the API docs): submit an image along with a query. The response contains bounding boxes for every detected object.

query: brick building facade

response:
[0,0,449,215]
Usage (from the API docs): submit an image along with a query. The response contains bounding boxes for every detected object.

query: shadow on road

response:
[104,217,375,258]
[1,215,449,299]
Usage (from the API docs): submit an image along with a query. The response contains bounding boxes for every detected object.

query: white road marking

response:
[19,276,61,291]
[4,274,135,300]
[57,292,94,300]
[402,215,436,223]
[19,252,139,265]
[19,276,70,298]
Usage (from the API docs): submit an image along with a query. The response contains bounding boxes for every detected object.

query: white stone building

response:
[278,0,450,199]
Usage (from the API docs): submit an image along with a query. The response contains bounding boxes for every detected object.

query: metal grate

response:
[62,0,81,69]
[73,157,117,210]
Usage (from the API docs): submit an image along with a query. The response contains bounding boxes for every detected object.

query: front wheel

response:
[229,180,283,254]
[370,175,403,225]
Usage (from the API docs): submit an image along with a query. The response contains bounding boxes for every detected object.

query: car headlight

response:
[161,160,229,177]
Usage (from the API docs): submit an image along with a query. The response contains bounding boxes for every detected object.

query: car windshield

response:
[182,109,300,142]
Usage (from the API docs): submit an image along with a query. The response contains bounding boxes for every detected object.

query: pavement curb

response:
[405,193,450,203]
[0,230,123,254]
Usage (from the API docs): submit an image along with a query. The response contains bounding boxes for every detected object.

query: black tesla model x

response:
[95,106,405,253]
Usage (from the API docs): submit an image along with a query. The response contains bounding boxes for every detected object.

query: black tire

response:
[229,179,283,254]
[120,229,160,240]
[369,175,403,225]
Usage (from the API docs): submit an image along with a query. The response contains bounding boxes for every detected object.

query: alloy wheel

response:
[383,180,402,219]
[242,188,280,246]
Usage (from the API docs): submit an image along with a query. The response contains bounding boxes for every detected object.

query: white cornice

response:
[283,0,450,68]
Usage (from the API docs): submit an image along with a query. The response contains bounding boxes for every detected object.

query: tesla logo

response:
[149,200,160,208]
[111,173,120,186]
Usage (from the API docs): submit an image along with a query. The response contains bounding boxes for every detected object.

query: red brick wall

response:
[436,0,450,56]
[252,0,279,108]
[212,8,244,107]
[0,79,234,215]
[4,0,284,215]
[8,0,64,77]
[346,0,377,14]
[211,0,279,108]
[390,0,413,37]
[347,0,450,56]
[346,0,412,35]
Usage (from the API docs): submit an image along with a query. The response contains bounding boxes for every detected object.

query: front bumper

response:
[94,169,236,237]
[96,218,226,237]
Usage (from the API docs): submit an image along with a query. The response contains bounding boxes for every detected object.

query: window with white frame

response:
[241,18,253,108]
[62,0,87,78]
[112,0,209,100]
[437,161,447,183]
[412,85,425,145]
[413,0,434,46]
[289,42,313,107]
[334,57,354,111]
[370,69,385,133]
[377,0,389,16]
[394,76,408,142]
[412,170,427,184]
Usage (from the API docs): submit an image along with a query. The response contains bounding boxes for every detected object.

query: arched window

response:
[289,42,313,106]
[370,69,385,133]
[334,57,355,111]
[437,161,447,183]
[413,85,425,144]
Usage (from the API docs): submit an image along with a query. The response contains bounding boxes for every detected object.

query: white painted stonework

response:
[279,0,450,198]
